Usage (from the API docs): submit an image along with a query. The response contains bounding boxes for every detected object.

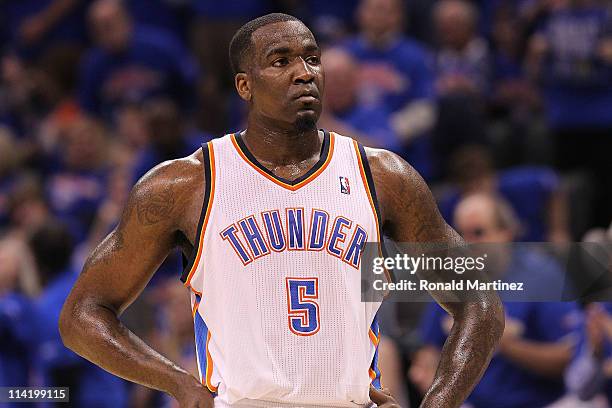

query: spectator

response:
[438,145,569,242]
[566,302,612,406]
[342,0,436,178]
[565,225,612,405]
[434,0,490,97]
[6,175,52,236]
[487,4,545,167]
[0,236,40,401]
[410,192,581,408]
[319,48,395,149]
[46,117,110,243]
[79,0,198,121]
[110,103,150,174]
[190,0,272,86]
[0,52,48,139]
[432,0,490,174]
[83,166,131,263]
[0,128,22,228]
[30,220,129,407]
[527,0,612,230]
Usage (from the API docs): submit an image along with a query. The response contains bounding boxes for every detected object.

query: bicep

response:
[371,150,452,244]
[69,187,178,314]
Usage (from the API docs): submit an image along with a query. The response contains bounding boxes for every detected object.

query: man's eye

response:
[306,56,320,65]
[273,58,289,67]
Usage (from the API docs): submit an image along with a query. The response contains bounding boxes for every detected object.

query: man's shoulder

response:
[360,145,411,182]
[132,149,205,201]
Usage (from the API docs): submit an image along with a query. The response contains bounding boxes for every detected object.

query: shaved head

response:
[229,13,304,75]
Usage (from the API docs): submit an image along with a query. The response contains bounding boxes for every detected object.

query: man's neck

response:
[243,117,322,167]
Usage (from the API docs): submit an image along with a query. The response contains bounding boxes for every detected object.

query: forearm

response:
[500,339,572,377]
[59,300,201,400]
[420,300,504,408]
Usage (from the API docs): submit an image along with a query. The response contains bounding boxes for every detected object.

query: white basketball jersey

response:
[181,131,383,407]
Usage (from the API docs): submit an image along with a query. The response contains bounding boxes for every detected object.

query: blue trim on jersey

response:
[370,314,382,389]
[193,295,217,396]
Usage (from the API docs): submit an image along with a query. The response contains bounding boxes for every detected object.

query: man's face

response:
[322,50,358,113]
[90,1,131,53]
[358,0,403,39]
[242,21,324,130]
[454,198,512,244]
[435,1,475,50]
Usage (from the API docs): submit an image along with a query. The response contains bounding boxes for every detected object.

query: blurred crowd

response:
[0,0,611,407]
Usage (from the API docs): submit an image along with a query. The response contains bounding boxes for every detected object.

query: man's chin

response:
[294,112,318,133]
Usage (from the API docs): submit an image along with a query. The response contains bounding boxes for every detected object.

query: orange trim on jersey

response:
[205,331,218,392]
[369,368,376,381]
[184,142,216,288]
[352,140,383,256]
[230,133,335,192]
[369,328,380,346]
[192,299,200,319]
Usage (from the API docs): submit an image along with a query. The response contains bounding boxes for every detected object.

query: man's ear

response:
[235,73,251,102]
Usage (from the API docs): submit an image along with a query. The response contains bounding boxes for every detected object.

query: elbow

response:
[470,293,505,343]
[485,295,505,343]
[58,298,80,351]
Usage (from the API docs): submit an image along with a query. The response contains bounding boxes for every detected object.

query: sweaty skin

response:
[59,17,503,408]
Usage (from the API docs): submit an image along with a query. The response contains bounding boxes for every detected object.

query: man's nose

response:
[293,57,315,84]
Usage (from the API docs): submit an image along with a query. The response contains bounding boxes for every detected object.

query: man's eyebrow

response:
[265,43,320,58]
[265,46,292,58]
[303,43,320,53]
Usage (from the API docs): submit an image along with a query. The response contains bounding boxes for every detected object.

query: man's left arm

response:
[367,148,504,408]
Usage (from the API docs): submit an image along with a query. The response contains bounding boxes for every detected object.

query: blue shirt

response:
[420,250,581,408]
[334,104,399,152]
[78,26,198,121]
[568,303,612,403]
[439,166,560,242]
[36,271,129,408]
[0,292,37,392]
[540,7,612,129]
[342,36,435,113]
[46,169,108,244]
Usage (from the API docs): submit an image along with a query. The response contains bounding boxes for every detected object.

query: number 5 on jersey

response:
[285,277,320,336]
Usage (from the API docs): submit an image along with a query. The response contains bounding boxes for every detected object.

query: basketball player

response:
[59,13,504,408]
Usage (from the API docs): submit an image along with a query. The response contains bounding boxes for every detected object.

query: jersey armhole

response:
[181,142,215,284]
[353,141,394,285]
[353,142,385,250]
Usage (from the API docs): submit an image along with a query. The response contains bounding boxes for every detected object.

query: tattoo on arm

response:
[137,185,176,225]
[368,148,503,408]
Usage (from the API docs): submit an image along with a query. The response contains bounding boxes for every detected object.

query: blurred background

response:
[0,0,611,407]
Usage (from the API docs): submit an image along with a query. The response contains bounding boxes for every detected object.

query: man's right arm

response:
[59,155,213,407]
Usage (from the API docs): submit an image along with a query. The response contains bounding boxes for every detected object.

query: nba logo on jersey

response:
[340,176,350,194]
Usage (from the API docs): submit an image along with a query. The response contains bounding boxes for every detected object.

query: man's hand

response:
[174,379,214,408]
[370,386,401,408]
